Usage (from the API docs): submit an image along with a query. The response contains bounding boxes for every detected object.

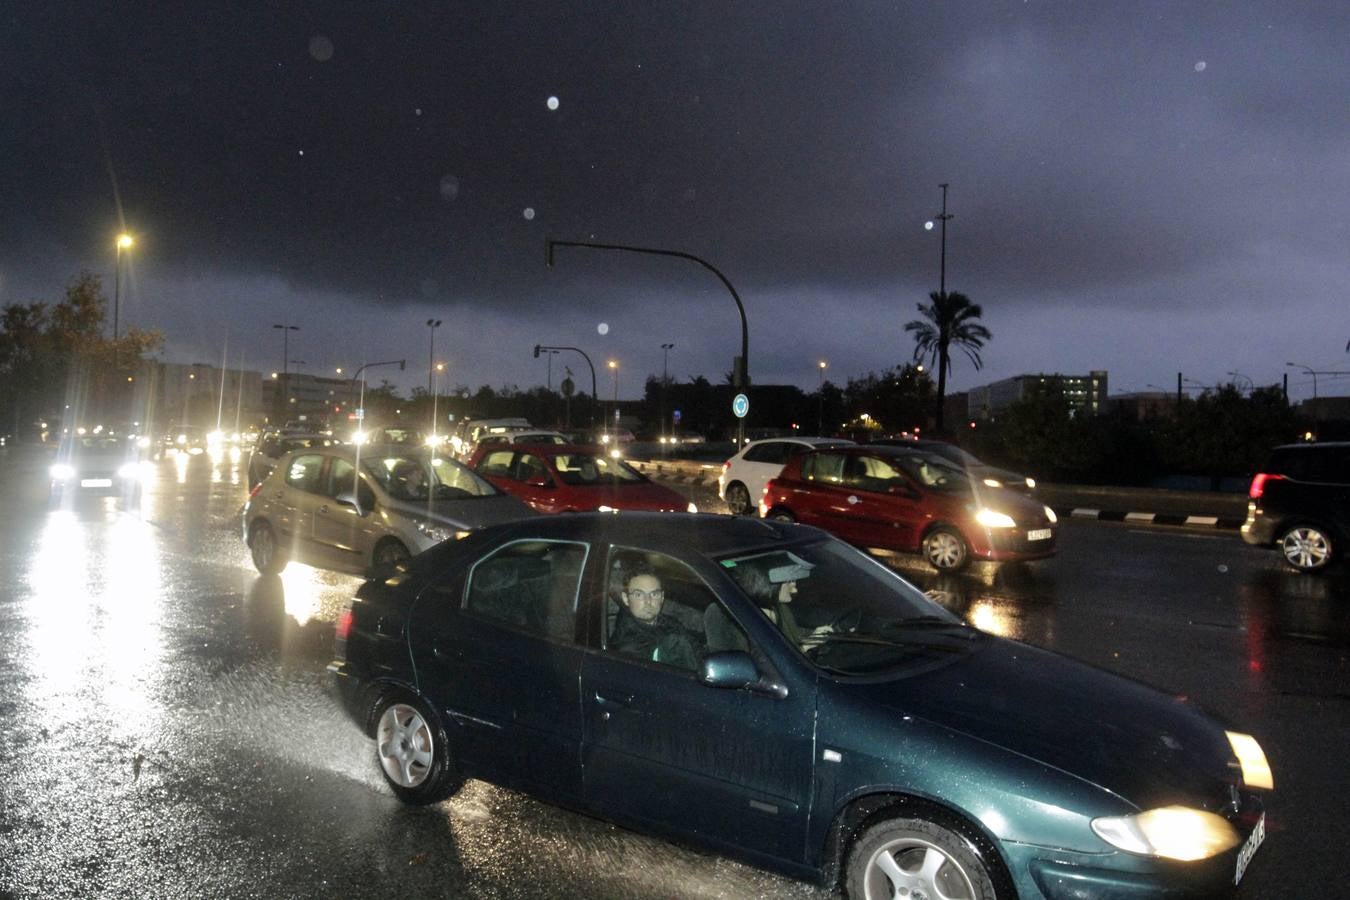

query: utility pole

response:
[935,183,952,298]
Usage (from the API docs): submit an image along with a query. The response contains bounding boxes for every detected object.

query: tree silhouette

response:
[904,291,991,433]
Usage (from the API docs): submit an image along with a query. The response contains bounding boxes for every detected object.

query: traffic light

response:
[533,344,541,358]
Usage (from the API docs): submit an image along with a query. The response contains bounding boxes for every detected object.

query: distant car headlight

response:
[117,462,142,480]
[176,434,187,445]
[974,508,1017,528]
[50,463,75,480]
[1091,806,1240,861]
[352,430,369,445]
[1025,477,1037,489]
[982,478,1003,488]
[1044,505,1058,524]
[1226,731,1274,789]
[686,502,698,514]
[136,436,151,449]
[415,520,457,544]
[609,449,623,459]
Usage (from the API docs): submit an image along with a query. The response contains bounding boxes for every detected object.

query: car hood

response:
[564,481,690,511]
[384,493,535,529]
[855,636,1236,810]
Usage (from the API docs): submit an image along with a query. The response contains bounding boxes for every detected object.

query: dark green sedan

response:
[330,513,1271,899]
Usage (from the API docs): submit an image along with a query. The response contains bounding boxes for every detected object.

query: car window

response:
[327,457,375,507]
[894,454,970,494]
[845,455,908,493]
[802,452,846,484]
[515,453,551,484]
[463,540,588,641]
[603,547,719,672]
[284,454,325,493]
[1270,448,1350,483]
[429,456,498,497]
[743,442,785,464]
[478,449,516,478]
[554,452,643,485]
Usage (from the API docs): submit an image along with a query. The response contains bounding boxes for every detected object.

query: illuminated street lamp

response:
[114,233,134,342]
[817,360,827,434]
[272,324,299,422]
[608,359,619,439]
[426,319,442,393]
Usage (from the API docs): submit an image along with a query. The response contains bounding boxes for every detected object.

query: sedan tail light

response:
[1248,473,1284,499]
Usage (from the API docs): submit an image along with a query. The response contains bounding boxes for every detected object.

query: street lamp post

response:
[660,343,674,443]
[272,324,299,423]
[924,184,953,299]
[114,233,134,343]
[608,360,619,440]
[1227,370,1254,394]
[1286,362,1318,399]
[426,319,442,393]
[534,344,598,430]
[818,360,827,434]
[546,238,750,447]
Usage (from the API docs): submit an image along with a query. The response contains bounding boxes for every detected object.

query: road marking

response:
[1071,508,1100,517]
[1125,512,1156,522]
[1185,515,1220,526]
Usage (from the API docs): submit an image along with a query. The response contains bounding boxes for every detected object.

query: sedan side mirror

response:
[334,491,368,516]
[699,651,788,699]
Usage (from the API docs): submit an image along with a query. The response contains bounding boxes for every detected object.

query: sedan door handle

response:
[594,692,634,707]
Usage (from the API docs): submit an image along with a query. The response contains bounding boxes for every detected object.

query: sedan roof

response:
[478,511,815,558]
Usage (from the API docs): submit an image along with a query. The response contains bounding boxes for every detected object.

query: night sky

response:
[3,2,1347,404]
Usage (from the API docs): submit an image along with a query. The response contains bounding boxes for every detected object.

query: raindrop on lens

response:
[1217,564,1228,573]
[439,175,459,202]
[598,323,609,335]
[547,96,560,111]
[1194,61,1207,72]
[523,207,536,220]
[309,35,334,62]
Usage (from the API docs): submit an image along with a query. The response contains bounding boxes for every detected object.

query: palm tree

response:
[904,291,991,433]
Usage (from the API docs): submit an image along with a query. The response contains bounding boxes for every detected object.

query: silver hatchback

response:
[242,444,532,576]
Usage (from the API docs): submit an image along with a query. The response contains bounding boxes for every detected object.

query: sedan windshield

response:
[718,539,977,675]
[364,453,497,500]
[552,453,643,485]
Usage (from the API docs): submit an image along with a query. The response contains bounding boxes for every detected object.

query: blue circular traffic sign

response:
[732,393,749,418]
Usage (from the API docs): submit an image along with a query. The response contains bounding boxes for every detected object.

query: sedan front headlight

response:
[415,520,457,544]
[117,462,142,480]
[1044,505,1058,524]
[1226,731,1274,790]
[1025,477,1037,489]
[686,502,699,514]
[1092,806,1240,861]
[50,463,75,480]
[974,508,1017,528]
[982,478,1004,488]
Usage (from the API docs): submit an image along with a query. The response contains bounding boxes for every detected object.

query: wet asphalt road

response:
[1,448,1346,899]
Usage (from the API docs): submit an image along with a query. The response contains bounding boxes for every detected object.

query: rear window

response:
[1267,447,1350,483]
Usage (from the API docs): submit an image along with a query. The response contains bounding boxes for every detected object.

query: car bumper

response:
[1240,503,1275,547]
[971,529,1058,562]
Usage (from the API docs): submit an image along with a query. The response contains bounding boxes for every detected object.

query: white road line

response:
[1124,512,1156,522]
[1185,515,1220,526]
[1071,508,1100,517]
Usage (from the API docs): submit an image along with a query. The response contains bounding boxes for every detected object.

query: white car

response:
[717,436,854,515]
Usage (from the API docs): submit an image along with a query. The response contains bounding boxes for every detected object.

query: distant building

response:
[262,372,351,424]
[134,361,266,432]
[967,371,1108,420]
[1108,391,1178,421]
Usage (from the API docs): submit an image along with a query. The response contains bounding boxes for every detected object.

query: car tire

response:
[922,527,969,572]
[373,692,461,805]
[765,507,796,523]
[1278,524,1333,572]
[724,482,753,516]
[373,538,411,569]
[845,815,1000,900]
[249,521,288,575]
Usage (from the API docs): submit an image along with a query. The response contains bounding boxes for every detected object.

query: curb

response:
[1059,508,1244,530]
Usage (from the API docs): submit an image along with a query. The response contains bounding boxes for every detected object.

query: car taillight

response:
[335,608,353,642]
[1249,473,1284,499]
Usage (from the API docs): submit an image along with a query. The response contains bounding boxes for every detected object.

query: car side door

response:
[407,538,591,804]
[839,453,925,552]
[269,453,328,566]
[786,451,865,542]
[579,547,817,865]
[311,456,381,573]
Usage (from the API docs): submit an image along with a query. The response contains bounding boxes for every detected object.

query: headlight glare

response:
[1226,731,1274,789]
[1091,806,1240,861]
[982,478,1003,488]
[975,508,1017,528]
[1025,477,1037,489]
[50,463,75,480]
[686,502,698,514]
[1044,505,1058,523]
[117,462,142,479]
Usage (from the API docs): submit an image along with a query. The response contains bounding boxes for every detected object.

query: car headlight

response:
[1025,477,1037,489]
[117,462,142,480]
[974,508,1017,528]
[1044,505,1058,524]
[982,477,1003,488]
[50,463,75,480]
[415,520,457,544]
[1226,731,1274,790]
[686,502,698,514]
[1091,806,1240,861]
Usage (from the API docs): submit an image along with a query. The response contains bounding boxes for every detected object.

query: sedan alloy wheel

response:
[1280,525,1332,572]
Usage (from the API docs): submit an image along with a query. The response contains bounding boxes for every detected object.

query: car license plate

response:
[80,478,113,488]
[1234,812,1265,884]
[1027,528,1052,541]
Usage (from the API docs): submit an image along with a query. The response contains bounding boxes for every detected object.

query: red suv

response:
[760,445,1058,571]
[469,443,696,514]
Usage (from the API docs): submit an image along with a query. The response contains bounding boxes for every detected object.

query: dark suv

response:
[1242,442,1350,572]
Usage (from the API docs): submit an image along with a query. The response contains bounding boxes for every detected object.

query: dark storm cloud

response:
[3,2,1347,397]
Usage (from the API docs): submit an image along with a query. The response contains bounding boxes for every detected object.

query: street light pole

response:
[114,233,134,343]
[608,360,619,440]
[272,324,299,422]
[546,238,749,447]
[818,360,827,434]
[534,344,598,430]
[426,319,441,394]
[661,343,674,441]
[924,184,953,299]
[1286,362,1318,399]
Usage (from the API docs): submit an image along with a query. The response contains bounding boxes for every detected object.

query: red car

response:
[469,444,697,514]
[759,444,1057,571]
